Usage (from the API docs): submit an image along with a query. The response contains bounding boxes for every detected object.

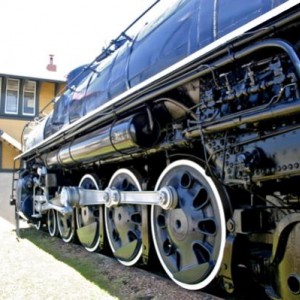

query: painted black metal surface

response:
[47,0,288,135]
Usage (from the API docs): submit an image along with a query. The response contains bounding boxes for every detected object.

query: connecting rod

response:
[59,186,178,210]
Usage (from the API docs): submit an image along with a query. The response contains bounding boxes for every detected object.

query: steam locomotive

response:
[13,0,300,298]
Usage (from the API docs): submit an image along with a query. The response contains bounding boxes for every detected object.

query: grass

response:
[17,225,221,300]
[19,226,122,298]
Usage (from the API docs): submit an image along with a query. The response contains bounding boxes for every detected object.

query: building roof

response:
[0,67,66,83]
[0,131,22,152]
[0,55,66,83]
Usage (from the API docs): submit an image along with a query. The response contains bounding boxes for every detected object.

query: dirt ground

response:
[0,217,223,300]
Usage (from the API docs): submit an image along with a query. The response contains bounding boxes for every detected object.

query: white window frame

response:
[22,80,36,116]
[5,78,19,115]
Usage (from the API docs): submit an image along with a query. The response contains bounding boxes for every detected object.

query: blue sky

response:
[0,0,167,79]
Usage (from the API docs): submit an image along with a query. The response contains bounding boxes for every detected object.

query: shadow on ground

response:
[19,225,221,300]
[17,225,226,300]
[18,225,130,299]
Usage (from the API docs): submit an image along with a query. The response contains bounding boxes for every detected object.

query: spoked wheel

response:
[57,210,75,243]
[75,174,101,252]
[47,209,58,237]
[151,160,227,290]
[105,169,143,266]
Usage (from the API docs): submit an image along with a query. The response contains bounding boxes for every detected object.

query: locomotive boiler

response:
[12,0,300,298]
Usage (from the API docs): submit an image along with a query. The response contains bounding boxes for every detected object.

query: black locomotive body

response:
[13,0,300,298]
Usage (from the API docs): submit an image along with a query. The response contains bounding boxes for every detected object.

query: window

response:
[22,81,36,116]
[1,77,37,118]
[5,79,19,114]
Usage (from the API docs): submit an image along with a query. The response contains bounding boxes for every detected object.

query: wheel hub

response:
[168,209,189,241]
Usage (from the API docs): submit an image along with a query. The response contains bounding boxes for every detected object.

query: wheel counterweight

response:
[47,209,58,237]
[105,169,144,266]
[57,211,75,243]
[76,174,101,252]
[151,160,227,290]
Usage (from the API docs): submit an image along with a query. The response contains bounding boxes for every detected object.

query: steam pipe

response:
[44,113,160,168]
[184,100,300,138]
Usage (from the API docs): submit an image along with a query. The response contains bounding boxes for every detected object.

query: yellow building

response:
[0,70,65,171]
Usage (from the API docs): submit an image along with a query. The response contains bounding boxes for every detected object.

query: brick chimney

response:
[46,54,57,72]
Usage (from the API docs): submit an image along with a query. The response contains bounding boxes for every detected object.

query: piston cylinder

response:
[43,114,159,168]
